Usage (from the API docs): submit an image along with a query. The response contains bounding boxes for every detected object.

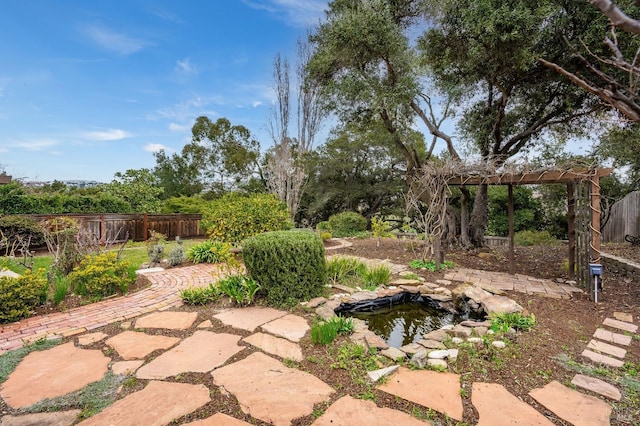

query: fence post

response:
[143,213,148,241]
[100,214,106,245]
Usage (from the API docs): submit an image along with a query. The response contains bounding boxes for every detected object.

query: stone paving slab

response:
[593,328,632,346]
[184,413,252,425]
[0,342,110,409]
[312,395,428,425]
[78,381,210,425]
[571,374,621,401]
[134,311,198,330]
[603,317,638,333]
[111,360,145,375]
[377,367,463,421]
[1,409,81,426]
[472,382,553,425]
[211,352,334,426]
[243,332,303,362]
[77,332,107,346]
[260,314,309,342]
[106,331,180,360]
[582,349,625,368]
[613,312,633,323]
[529,380,612,426]
[213,306,287,332]
[137,331,244,379]
[587,339,627,359]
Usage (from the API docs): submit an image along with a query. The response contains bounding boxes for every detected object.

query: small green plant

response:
[489,312,537,333]
[180,284,220,305]
[319,231,332,241]
[146,230,166,264]
[409,259,454,271]
[187,240,232,264]
[311,317,355,345]
[66,252,132,298]
[51,275,68,305]
[371,216,394,239]
[400,272,420,280]
[166,237,186,267]
[360,264,391,289]
[326,256,367,284]
[331,342,379,385]
[217,274,261,305]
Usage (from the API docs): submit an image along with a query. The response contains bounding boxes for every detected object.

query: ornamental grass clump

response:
[243,230,326,308]
[187,240,232,264]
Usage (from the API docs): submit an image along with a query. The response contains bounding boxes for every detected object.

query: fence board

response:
[24,213,204,243]
[603,191,640,243]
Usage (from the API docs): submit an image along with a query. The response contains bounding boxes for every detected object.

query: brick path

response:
[0,264,222,353]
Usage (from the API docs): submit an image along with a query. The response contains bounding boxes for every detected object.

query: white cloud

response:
[169,122,189,131]
[81,24,150,55]
[252,101,263,108]
[242,0,327,27]
[147,95,223,121]
[144,143,174,153]
[175,58,198,75]
[10,138,59,151]
[82,129,132,141]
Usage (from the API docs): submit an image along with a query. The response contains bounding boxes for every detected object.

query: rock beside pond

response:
[380,348,406,362]
[452,284,523,316]
[427,359,448,369]
[417,339,446,350]
[389,278,422,286]
[481,295,523,315]
[449,324,473,338]
[315,305,336,321]
[424,329,449,342]
[368,365,399,382]
[305,297,327,308]
[400,343,424,355]
[349,291,379,302]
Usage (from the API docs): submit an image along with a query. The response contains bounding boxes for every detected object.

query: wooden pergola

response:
[447,168,613,300]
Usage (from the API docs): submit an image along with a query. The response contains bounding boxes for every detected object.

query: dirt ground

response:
[5,238,640,425]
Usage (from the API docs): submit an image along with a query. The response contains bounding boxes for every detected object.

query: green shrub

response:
[51,275,68,305]
[201,193,293,244]
[316,221,331,232]
[66,252,132,298]
[319,231,332,241]
[360,265,391,289]
[514,230,559,246]
[217,274,261,305]
[243,230,326,307]
[180,285,220,305]
[327,212,368,237]
[0,215,45,251]
[187,240,232,264]
[0,271,46,323]
[326,256,367,284]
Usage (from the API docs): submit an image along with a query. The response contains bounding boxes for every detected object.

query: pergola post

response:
[567,182,575,280]
[590,175,602,264]
[508,184,515,275]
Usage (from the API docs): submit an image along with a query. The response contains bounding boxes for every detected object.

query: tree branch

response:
[590,0,640,35]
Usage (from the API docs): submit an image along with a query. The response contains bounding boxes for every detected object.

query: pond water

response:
[346,302,473,347]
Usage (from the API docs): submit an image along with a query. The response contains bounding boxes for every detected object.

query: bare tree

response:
[266,36,326,221]
[540,0,640,123]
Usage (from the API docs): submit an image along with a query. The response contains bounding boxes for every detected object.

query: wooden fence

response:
[602,191,640,243]
[27,213,204,243]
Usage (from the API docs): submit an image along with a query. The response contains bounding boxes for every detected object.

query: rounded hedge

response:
[242,230,326,307]
[327,211,368,237]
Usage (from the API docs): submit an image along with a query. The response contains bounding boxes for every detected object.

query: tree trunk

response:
[470,184,488,247]
[459,187,471,248]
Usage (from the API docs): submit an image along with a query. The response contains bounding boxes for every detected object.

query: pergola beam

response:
[446,168,613,186]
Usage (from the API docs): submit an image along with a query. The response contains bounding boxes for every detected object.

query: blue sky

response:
[0,0,328,182]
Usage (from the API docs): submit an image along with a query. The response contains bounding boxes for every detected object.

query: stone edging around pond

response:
[303,275,524,370]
